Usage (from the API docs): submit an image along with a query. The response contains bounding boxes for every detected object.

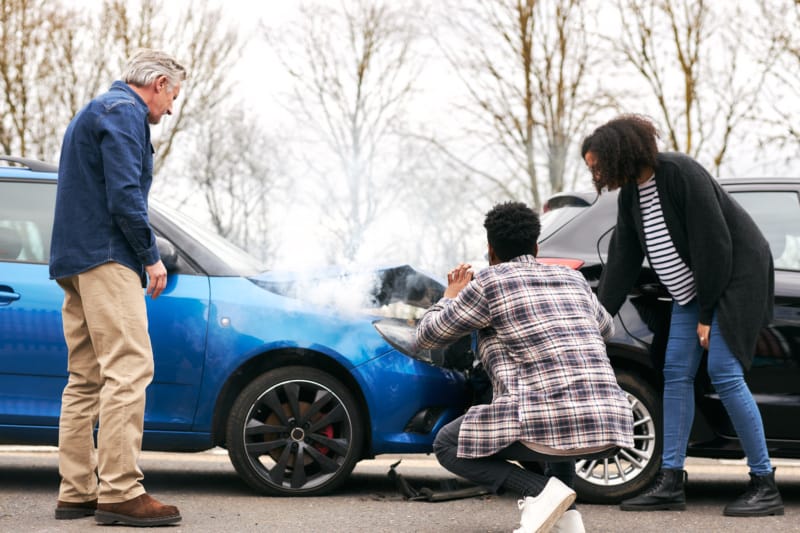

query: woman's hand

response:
[444,263,473,298]
[697,323,710,350]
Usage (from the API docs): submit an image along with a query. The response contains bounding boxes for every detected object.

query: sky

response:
[195,1,480,272]
[155,0,798,273]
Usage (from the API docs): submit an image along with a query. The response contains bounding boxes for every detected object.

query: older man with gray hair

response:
[49,49,187,527]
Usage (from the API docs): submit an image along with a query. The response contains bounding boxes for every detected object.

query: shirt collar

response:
[109,80,149,111]
[637,172,656,188]
[509,254,538,264]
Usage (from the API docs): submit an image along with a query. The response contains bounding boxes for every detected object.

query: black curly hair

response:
[483,201,540,261]
[580,114,660,192]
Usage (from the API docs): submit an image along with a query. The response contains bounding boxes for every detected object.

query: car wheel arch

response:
[566,346,665,503]
[210,347,373,455]
[606,345,662,388]
[225,365,366,495]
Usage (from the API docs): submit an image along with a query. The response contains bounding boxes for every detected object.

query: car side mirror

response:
[156,236,179,272]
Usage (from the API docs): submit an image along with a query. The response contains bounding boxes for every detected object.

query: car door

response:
[726,184,800,441]
[142,230,210,431]
[0,178,65,429]
[0,176,210,438]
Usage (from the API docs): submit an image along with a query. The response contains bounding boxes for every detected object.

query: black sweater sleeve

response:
[598,186,645,316]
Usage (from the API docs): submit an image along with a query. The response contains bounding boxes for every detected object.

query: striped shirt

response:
[638,177,696,304]
[416,255,634,458]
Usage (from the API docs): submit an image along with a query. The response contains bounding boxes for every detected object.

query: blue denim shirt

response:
[50,81,159,283]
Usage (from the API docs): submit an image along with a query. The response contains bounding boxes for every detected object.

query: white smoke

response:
[292,270,383,316]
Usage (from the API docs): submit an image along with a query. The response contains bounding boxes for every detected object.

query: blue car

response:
[0,156,470,496]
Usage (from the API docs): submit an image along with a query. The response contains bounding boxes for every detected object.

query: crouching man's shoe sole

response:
[513,477,576,533]
[54,499,97,519]
[551,509,586,533]
[95,493,181,527]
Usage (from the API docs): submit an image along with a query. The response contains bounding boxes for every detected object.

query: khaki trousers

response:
[56,262,154,504]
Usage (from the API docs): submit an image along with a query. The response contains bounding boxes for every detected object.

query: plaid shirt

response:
[417,255,634,458]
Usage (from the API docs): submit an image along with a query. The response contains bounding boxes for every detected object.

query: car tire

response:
[573,369,662,504]
[225,366,364,496]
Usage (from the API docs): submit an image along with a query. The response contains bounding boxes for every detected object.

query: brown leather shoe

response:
[54,499,97,519]
[95,493,181,526]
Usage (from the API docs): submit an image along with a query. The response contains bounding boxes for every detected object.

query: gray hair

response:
[122,48,187,89]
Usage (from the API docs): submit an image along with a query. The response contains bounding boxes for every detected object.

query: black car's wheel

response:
[226,366,364,496]
[573,370,662,503]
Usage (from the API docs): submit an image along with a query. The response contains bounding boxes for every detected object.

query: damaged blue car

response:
[0,156,471,496]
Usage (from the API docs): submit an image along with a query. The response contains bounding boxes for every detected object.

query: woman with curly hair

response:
[580,114,783,517]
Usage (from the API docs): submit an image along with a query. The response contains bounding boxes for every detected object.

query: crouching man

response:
[416,202,634,533]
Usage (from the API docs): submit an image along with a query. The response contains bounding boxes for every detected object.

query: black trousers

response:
[433,415,576,495]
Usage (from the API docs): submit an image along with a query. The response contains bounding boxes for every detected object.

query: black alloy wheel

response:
[226,366,364,496]
[573,370,662,503]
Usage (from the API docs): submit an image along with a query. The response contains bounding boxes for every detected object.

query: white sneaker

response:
[512,477,576,533]
[550,510,585,533]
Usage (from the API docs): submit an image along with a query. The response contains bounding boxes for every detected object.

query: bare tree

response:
[435,0,611,208]
[98,0,243,174]
[0,0,77,158]
[756,0,800,156]
[267,0,424,263]
[174,103,284,263]
[0,0,242,175]
[47,8,116,120]
[412,161,489,272]
[0,0,284,261]
[613,0,771,174]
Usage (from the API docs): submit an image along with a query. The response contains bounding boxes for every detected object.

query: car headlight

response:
[373,318,475,370]
[373,318,433,364]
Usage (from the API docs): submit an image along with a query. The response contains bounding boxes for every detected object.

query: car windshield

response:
[151,199,266,274]
[540,205,590,241]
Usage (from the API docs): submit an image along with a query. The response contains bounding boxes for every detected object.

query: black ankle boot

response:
[723,468,784,517]
[620,468,687,511]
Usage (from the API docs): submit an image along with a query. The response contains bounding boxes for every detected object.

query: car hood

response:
[249,264,445,317]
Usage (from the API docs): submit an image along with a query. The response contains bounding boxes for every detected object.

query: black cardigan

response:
[598,152,774,370]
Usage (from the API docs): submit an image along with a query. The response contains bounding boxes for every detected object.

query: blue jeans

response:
[661,300,772,475]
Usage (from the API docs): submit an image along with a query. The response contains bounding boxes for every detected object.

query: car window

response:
[150,199,266,274]
[730,190,800,271]
[0,180,56,264]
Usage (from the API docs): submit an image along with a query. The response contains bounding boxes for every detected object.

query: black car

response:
[537,179,800,503]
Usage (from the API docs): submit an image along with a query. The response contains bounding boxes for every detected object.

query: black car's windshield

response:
[151,199,266,275]
[540,205,590,241]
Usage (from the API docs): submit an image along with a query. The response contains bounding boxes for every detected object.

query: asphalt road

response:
[1,447,798,533]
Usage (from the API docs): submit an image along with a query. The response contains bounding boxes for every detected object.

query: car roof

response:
[542,190,597,210]
[541,177,800,206]
[0,156,57,179]
[718,177,800,186]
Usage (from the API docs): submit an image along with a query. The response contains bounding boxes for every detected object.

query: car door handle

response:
[0,285,21,305]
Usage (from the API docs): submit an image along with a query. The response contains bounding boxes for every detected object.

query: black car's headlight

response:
[373,318,474,370]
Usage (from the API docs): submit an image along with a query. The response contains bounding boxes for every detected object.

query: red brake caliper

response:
[315,424,334,455]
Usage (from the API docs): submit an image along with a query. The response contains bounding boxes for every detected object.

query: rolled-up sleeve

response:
[598,188,644,317]
[416,279,491,349]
